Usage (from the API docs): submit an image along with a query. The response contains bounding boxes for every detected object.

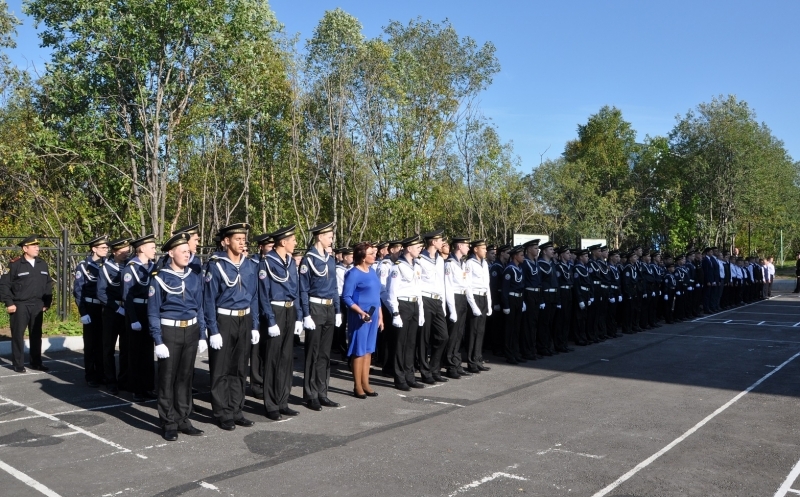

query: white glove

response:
[487,307,492,317]
[116,307,125,316]
[303,316,316,330]
[664,295,669,301]
[131,321,142,331]
[209,333,223,350]
[590,298,595,304]
[493,305,500,311]
[419,316,425,327]
[268,325,280,337]
[502,308,510,315]
[294,321,303,335]
[696,283,700,288]
[688,287,693,291]
[197,340,208,354]
[610,297,616,303]
[335,314,342,327]
[619,295,623,302]
[251,329,260,345]
[80,315,91,325]
[652,292,656,297]
[522,302,527,312]
[155,344,170,359]
[473,309,482,317]
[676,291,681,295]
[578,301,585,310]
[539,303,545,309]
[392,315,403,327]
[557,304,562,309]
[448,313,457,323]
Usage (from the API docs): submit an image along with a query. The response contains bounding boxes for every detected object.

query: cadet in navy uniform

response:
[122,234,158,401]
[537,241,559,355]
[249,232,273,398]
[147,232,206,441]
[489,244,510,356]
[74,235,110,387]
[663,263,678,323]
[299,222,342,411]
[554,246,574,353]
[0,235,53,373]
[386,234,426,390]
[332,247,352,361]
[97,237,132,394]
[257,225,303,421]
[155,224,203,275]
[203,223,259,430]
[465,239,492,373]
[520,239,541,361]
[620,252,640,334]
[571,249,593,346]
[500,245,525,363]
[417,229,450,384]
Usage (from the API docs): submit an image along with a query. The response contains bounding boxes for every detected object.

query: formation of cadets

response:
[0,229,777,442]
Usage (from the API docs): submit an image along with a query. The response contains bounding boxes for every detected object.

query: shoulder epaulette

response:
[10,256,20,263]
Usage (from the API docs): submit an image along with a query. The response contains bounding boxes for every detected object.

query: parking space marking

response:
[0,459,63,497]
[447,467,528,496]
[591,348,800,497]
[692,296,779,322]
[774,456,800,497]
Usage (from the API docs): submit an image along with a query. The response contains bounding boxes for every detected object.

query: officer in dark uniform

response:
[257,225,303,421]
[147,232,206,441]
[122,234,158,401]
[571,249,593,345]
[488,244,509,356]
[554,246,574,352]
[500,245,525,363]
[203,223,259,430]
[607,249,622,337]
[74,235,110,387]
[639,251,657,330]
[299,222,341,411]
[663,263,678,323]
[97,237,132,394]
[0,235,53,373]
[520,239,541,361]
[537,241,559,355]
[586,244,605,341]
[620,252,640,334]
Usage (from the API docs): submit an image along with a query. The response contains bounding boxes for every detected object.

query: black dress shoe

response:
[145,390,158,399]
[319,397,340,407]
[445,371,461,379]
[353,389,367,399]
[181,426,204,436]
[251,390,264,400]
[13,366,26,373]
[564,347,575,352]
[477,365,491,371]
[132,393,146,402]
[505,358,518,364]
[219,419,236,431]
[163,429,178,441]
[458,369,473,376]
[234,417,256,427]
[306,399,322,411]
[266,411,282,421]
[467,367,480,374]
[108,385,120,395]
[364,390,379,397]
[408,382,425,389]
[87,380,100,388]
[420,377,436,385]
[394,384,411,391]
[432,375,448,383]
[29,364,50,372]
[279,407,299,416]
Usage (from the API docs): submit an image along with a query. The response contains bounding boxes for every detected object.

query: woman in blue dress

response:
[342,242,383,398]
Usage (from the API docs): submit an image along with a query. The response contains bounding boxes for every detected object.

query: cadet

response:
[465,239,492,373]
[520,239,541,361]
[417,230,450,384]
[554,246,574,353]
[74,235,110,387]
[97,237,132,394]
[249,233,273,398]
[663,263,678,323]
[122,234,158,401]
[537,241,559,355]
[203,223,259,430]
[173,224,203,274]
[571,249,593,346]
[607,249,623,337]
[639,251,657,330]
[257,225,303,421]
[251,233,274,263]
[0,235,53,373]
[386,235,426,390]
[299,222,342,411]
[500,245,525,363]
[378,240,403,374]
[147,232,206,441]
[332,247,352,361]
[443,236,479,378]
[620,252,640,335]
[489,244,510,356]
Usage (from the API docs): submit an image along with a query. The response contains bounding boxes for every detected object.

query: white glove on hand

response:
[392,315,403,328]
[251,329,260,345]
[619,295,623,302]
[80,315,91,325]
[294,321,303,335]
[116,307,125,316]
[197,340,208,355]
[419,316,425,327]
[448,313,457,323]
[664,295,669,301]
[268,325,280,337]
[473,309,482,317]
[493,305,500,311]
[131,321,142,331]
[155,344,170,359]
[676,291,681,295]
[487,307,492,317]
[209,333,223,350]
[522,302,527,312]
[539,303,545,310]
[303,316,316,330]
[335,314,342,327]
[696,283,700,288]
[502,308,510,315]
[579,301,585,310]
[590,298,595,304]
[557,304,562,309]
[652,292,656,297]
[688,287,693,291]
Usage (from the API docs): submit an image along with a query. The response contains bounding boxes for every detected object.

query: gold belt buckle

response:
[286,301,294,308]
[237,309,246,316]
[179,320,188,327]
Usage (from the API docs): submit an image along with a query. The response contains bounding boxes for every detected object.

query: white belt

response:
[473,290,488,296]
[309,296,334,305]
[580,286,590,291]
[85,297,101,304]
[160,317,197,328]
[421,291,442,300]
[543,288,557,293]
[218,307,250,316]
[397,296,418,302]
[271,301,294,308]
[114,300,123,306]
[509,292,523,298]
[133,298,148,304]
[525,287,540,292]
[452,290,467,295]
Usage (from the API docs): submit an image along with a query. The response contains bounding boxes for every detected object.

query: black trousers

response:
[209,312,251,422]
[157,323,199,431]
[594,293,608,338]
[574,305,589,343]
[102,306,128,388]
[250,330,266,398]
[380,304,394,375]
[420,296,448,379]
[304,302,335,400]
[127,304,154,395]
[537,302,556,354]
[620,295,634,333]
[444,294,468,373]
[83,302,105,382]
[9,303,44,369]
[521,290,540,358]
[392,300,419,386]
[555,293,572,350]
[606,300,618,336]
[263,305,296,413]
[586,298,598,340]
[466,295,488,369]
[332,298,348,360]
[504,295,523,360]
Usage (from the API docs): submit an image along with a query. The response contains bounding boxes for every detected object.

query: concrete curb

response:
[0,336,85,356]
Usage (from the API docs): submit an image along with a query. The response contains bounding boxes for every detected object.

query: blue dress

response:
[342,266,381,357]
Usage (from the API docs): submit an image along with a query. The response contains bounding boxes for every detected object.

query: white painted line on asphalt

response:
[0,415,41,424]
[692,296,779,322]
[758,321,766,326]
[640,331,800,344]
[774,456,800,497]
[448,471,528,496]
[592,348,800,497]
[785,489,800,495]
[793,322,800,328]
[199,481,220,491]
[724,320,732,324]
[538,446,605,459]
[0,394,133,455]
[0,459,63,497]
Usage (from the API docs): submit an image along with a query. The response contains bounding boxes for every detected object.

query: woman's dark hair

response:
[353,242,374,265]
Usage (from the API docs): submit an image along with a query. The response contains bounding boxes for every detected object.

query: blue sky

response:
[6,0,798,170]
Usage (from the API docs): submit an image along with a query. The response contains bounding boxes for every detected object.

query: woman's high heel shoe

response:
[364,390,378,397]
[353,389,367,399]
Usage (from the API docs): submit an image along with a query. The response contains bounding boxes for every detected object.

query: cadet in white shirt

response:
[417,230,452,384]
[465,239,492,374]
[443,236,481,379]
[378,240,403,375]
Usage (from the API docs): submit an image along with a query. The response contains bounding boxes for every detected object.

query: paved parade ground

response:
[1,282,800,496]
